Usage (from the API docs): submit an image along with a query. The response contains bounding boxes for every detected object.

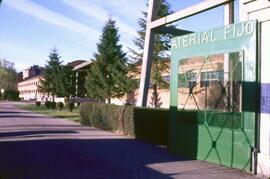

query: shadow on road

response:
[0,130,78,138]
[0,111,31,114]
[0,102,257,179]
[0,115,49,119]
[0,136,254,179]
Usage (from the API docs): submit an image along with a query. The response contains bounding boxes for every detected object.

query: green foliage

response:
[56,102,64,111]
[80,102,168,145]
[44,101,56,109]
[56,65,76,98]
[130,0,173,107]
[38,48,75,100]
[35,101,41,106]
[3,90,19,101]
[45,101,50,108]
[38,48,62,101]
[133,107,168,145]
[85,18,135,103]
[38,79,51,98]
[80,102,134,135]
[76,71,87,97]
[50,102,56,109]
[65,102,74,112]
[0,59,17,92]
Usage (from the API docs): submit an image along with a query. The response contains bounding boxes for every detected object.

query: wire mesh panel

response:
[175,52,254,169]
[170,20,257,171]
[178,52,243,112]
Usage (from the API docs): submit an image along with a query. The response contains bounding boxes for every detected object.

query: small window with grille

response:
[200,71,224,87]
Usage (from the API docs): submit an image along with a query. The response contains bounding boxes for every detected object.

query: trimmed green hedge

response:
[133,107,168,145]
[80,102,168,146]
[80,103,134,135]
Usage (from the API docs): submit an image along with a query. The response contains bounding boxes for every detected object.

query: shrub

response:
[77,102,80,107]
[80,102,168,145]
[56,102,64,111]
[45,101,50,108]
[50,102,56,109]
[45,101,56,109]
[133,107,168,145]
[80,102,129,132]
[35,101,41,106]
[66,102,74,112]
[3,90,20,101]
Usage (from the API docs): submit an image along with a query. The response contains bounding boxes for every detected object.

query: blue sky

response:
[0,0,239,72]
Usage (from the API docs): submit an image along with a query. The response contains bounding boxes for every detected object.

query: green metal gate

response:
[169,20,258,170]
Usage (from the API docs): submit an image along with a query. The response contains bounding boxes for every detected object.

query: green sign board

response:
[170,20,257,107]
[171,21,256,50]
[169,20,258,171]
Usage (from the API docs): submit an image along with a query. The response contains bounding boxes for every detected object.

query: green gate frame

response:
[169,20,258,170]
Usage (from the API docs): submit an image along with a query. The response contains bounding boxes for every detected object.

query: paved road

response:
[0,101,263,179]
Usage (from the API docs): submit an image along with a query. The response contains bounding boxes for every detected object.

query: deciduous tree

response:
[0,59,18,100]
[0,59,17,91]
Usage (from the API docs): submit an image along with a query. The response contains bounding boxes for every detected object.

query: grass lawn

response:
[17,103,80,122]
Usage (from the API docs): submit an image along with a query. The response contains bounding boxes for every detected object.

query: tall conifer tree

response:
[85,18,133,103]
[130,0,173,107]
[38,48,62,101]
[56,65,76,98]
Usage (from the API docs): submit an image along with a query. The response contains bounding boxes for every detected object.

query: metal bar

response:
[224,1,234,111]
[139,0,234,107]
[150,0,234,29]
[137,0,157,107]
[153,26,193,36]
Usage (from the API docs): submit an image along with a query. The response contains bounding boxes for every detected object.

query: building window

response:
[200,71,224,87]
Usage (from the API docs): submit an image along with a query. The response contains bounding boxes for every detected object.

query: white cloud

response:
[62,0,108,22]
[4,0,100,39]
[101,0,147,19]
[61,0,139,37]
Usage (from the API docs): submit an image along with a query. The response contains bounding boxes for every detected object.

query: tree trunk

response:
[153,84,158,108]
[46,92,49,102]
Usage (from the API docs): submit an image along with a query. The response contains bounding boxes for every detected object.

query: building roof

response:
[68,60,86,68]
[73,61,92,71]
[18,74,43,83]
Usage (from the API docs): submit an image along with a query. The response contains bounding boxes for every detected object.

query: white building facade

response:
[18,75,47,101]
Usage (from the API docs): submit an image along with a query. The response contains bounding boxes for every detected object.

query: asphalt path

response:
[0,101,263,179]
